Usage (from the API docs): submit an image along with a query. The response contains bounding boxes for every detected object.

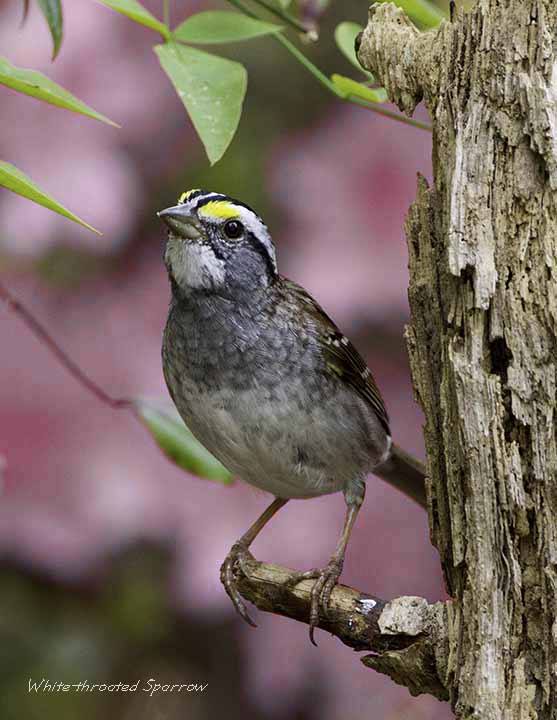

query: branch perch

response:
[232,557,449,700]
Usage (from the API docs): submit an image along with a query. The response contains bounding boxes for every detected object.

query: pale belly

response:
[168,375,385,500]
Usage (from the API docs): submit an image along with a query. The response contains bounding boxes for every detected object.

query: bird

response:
[158,189,427,644]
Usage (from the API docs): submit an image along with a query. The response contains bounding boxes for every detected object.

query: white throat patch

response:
[165,238,225,291]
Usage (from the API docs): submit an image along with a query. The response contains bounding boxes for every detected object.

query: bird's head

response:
[158,189,277,296]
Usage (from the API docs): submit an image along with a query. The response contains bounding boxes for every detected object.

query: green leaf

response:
[95,0,170,38]
[0,162,101,234]
[0,57,119,127]
[37,0,63,59]
[134,400,233,484]
[331,74,387,104]
[334,22,368,73]
[375,0,446,29]
[173,11,281,45]
[154,43,247,165]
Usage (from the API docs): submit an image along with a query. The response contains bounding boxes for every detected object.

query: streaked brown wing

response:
[283,279,391,435]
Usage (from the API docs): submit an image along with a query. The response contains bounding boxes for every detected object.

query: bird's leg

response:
[220,497,288,627]
[286,481,364,645]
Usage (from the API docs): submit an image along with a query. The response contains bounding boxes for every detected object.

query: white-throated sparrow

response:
[159,189,426,644]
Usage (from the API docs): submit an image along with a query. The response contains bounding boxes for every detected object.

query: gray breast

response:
[162,292,388,499]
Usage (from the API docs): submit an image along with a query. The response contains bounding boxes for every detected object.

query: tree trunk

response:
[233,1,557,715]
[357,1,557,717]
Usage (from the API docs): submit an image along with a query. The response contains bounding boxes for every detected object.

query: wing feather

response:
[282,279,391,435]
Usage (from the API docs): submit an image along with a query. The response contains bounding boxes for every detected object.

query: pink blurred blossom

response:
[0,3,450,717]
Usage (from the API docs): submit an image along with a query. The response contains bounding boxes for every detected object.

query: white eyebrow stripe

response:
[175,192,278,273]
[195,201,277,274]
[233,205,277,272]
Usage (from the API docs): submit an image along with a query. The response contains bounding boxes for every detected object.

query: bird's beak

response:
[157,205,203,240]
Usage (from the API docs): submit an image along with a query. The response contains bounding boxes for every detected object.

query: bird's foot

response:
[285,555,344,645]
[220,541,257,628]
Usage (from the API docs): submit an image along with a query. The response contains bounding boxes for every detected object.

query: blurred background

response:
[0,0,453,718]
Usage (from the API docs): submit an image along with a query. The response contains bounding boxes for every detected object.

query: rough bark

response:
[356,1,557,718]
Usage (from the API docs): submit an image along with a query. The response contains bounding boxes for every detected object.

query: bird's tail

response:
[373,444,428,509]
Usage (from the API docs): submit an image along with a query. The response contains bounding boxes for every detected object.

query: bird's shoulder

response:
[274,277,390,435]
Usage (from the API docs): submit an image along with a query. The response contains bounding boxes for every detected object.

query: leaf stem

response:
[225,0,261,21]
[346,95,432,131]
[163,0,170,28]
[227,0,339,94]
[226,0,432,132]
[0,282,131,411]
[275,33,342,96]
[251,0,310,35]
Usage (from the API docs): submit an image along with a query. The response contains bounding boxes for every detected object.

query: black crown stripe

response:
[194,193,258,217]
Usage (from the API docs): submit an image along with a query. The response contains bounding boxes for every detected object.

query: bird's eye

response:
[223,220,244,239]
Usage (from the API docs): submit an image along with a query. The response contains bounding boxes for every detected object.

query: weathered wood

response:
[358,1,557,717]
[232,557,449,700]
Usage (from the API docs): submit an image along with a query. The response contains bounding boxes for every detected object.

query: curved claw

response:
[285,557,344,645]
[220,542,258,628]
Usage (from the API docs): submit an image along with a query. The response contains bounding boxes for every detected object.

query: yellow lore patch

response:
[178,188,200,204]
[197,200,240,220]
